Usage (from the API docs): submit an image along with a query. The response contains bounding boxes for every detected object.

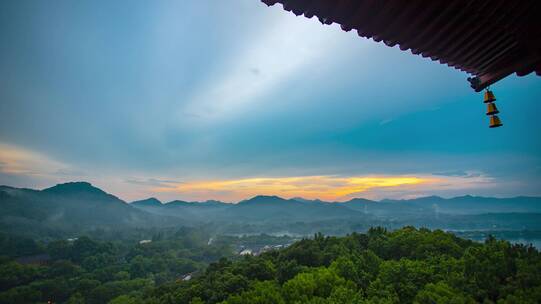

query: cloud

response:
[359,173,495,200]
[1,2,539,203]
[124,178,183,187]
[0,142,518,203]
[432,170,482,178]
[0,143,171,201]
[149,171,504,202]
[180,11,350,124]
[0,142,91,190]
[0,143,70,177]
[152,175,439,202]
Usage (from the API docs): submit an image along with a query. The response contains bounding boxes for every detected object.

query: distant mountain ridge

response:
[368,195,541,215]
[0,182,175,237]
[2,182,541,238]
[131,197,162,207]
[223,195,360,221]
[43,181,105,195]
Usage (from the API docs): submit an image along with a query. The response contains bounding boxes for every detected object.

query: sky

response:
[1,0,540,203]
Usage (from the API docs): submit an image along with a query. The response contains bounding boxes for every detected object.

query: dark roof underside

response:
[261,0,541,91]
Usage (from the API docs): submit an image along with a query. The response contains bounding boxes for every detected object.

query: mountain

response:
[131,198,230,221]
[378,195,541,215]
[290,197,327,204]
[0,182,172,237]
[163,199,228,208]
[2,181,541,238]
[131,197,162,207]
[223,195,364,222]
[43,181,109,196]
[338,195,541,217]
[237,195,293,206]
[203,200,228,206]
[342,197,427,216]
[128,195,365,223]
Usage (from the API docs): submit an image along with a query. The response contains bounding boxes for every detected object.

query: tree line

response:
[1,227,540,303]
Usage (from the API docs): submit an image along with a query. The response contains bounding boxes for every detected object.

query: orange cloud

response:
[0,143,67,176]
[153,175,435,202]
[0,143,496,203]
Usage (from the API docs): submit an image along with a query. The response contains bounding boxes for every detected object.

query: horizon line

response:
[2,181,539,205]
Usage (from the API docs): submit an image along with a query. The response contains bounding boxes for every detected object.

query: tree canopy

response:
[1,227,540,304]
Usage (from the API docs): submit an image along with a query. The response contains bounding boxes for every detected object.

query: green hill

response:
[0,182,173,237]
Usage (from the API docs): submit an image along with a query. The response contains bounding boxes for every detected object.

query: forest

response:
[1,227,540,304]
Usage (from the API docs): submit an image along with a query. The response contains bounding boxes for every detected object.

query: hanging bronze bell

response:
[489,115,503,128]
[486,103,499,115]
[484,90,496,103]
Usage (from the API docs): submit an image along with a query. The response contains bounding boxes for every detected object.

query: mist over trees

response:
[1,182,541,303]
[1,227,540,303]
[2,182,541,238]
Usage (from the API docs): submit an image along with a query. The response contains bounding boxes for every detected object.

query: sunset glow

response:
[153,175,434,202]
[0,0,539,202]
[0,144,65,176]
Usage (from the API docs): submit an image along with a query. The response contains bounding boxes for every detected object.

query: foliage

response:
[1,227,540,304]
[138,227,540,304]
[0,227,234,304]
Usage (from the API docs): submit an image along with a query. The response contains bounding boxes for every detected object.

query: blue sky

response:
[1,0,540,202]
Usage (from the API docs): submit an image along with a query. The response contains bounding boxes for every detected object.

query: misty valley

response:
[1,182,541,303]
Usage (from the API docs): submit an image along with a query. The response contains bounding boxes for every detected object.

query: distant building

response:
[180,271,197,281]
[182,274,192,281]
[258,245,272,255]
[139,239,152,244]
[239,249,252,256]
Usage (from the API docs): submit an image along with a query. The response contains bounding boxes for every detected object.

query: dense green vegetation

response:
[2,184,541,303]
[2,227,540,304]
[0,228,234,304]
